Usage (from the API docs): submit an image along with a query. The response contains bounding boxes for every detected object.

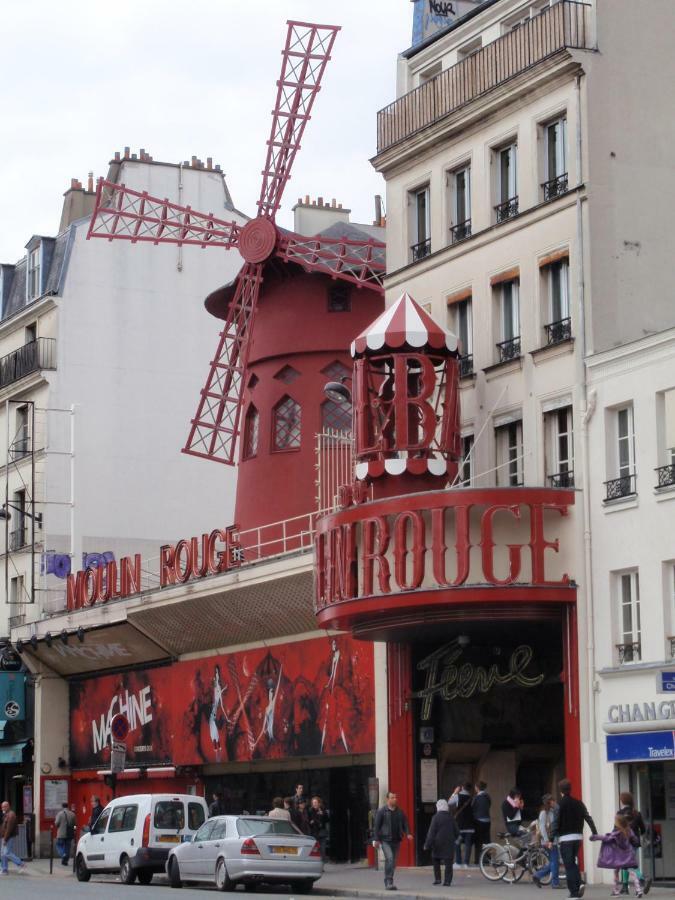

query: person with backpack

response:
[450,783,475,867]
[590,813,643,897]
[55,801,76,866]
[616,793,650,895]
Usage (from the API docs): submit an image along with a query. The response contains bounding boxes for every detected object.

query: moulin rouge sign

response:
[66,527,238,610]
[314,488,576,623]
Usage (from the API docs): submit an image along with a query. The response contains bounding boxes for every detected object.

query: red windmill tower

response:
[87,21,385,538]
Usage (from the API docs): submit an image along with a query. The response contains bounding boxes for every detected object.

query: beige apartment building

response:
[372,0,675,883]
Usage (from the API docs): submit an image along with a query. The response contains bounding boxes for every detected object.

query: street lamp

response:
[0,503,42,527]
[323,378,352,404]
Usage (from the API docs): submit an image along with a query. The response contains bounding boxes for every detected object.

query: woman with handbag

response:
[590,814,643,897]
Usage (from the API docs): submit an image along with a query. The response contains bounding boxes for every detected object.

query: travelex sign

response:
[607,730,675,763]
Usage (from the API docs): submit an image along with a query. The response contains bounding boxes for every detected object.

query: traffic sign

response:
[111,743,126,774]
[110,713,130,742]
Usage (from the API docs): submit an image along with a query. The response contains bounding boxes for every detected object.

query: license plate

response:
[271,846,298,855]
[157,835,180,843]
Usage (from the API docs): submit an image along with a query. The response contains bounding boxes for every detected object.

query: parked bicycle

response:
[479,829,551,884]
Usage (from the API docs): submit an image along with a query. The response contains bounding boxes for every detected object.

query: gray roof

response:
[1,229,71,321]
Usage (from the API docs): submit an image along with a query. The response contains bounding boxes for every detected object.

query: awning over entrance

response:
[0,740,28,764]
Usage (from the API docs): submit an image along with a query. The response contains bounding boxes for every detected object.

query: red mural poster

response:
[69,635,374,768]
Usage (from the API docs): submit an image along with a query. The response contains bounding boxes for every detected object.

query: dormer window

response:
[28,246,41,299]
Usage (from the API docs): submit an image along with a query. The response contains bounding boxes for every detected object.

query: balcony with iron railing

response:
[617,641,641,664]
[496,336,521,364]
[544,317,572,346]
[604,473,637,502]
[411,237,432,262]
[655,460,675,489]
[542,172,569,201]
[450,219,472,243]
[0,338,56,391]
[459,354,474,378]
[669,636,675,660]
[376,1,592,154]
[495,196,519,223]
[549,469,575,488]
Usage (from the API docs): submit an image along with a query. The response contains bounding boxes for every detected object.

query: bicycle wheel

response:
[479,844,508,881]
[529,848,552,885]
[501,847,526,883]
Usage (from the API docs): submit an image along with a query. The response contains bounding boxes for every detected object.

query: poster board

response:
[420,758,438,803]
[41,776,69,828]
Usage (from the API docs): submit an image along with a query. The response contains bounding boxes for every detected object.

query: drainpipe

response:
[177,163,184,273]
[574,71,598,746]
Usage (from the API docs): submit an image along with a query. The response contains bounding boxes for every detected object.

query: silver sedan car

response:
[166,815,323,892]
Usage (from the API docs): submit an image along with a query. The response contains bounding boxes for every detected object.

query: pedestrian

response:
[533,793,561,889]
[88,795,104,832]
[550,777,597,900]
[502,787,527,837]
[291,783,305,808]
[268,796,291,821]
[373,791,413,891]
[590,814,643,897]
[209,790,227,817]
[1,800,26,875]
[54,801,76,867]
[616,793,650,895]
[449,783,475,868]
[472,780,491,865]
[293,798,311,834]
[308,796,330,861]
[424,798,459,886]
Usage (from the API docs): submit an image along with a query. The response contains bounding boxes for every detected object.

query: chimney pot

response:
[114,151,121,162]
[191,155,197,167]
[318,196,323,206]
[124,147,130,158]
[87,172,94,192]
[312,199,316,206]
[338,203,343,209]
[207,157,213,170]
[70,178,78,190]
[304,194,310,205]
[331,198,336,208]
[131,153,137,160]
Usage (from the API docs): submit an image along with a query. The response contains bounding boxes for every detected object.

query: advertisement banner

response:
[70,634,374,768]
[0,671,25,721]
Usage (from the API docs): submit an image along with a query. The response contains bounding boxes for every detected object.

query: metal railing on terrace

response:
[0,338,56,390]
[376,1,591,154]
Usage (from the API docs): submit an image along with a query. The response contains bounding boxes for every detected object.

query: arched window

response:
[321,397,351,434]
[243,405,259,459]
[273,396,301,451]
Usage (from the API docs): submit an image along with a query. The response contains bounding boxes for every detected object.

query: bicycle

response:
[479,830,551,884]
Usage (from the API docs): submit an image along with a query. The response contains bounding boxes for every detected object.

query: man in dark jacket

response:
[424,799,459,885]
[550,778,597,900]
[209,791,227,818]
[88,796,104,832]
[373,792,413,890]
[472,781,491,864]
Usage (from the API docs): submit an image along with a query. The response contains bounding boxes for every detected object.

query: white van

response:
[75,793,209,885]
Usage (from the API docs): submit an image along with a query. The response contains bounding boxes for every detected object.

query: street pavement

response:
[2,858,629,900]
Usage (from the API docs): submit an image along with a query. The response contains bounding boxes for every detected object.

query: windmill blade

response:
[183,263,263,465]
[257,21,340,220]
[87,179,242,248]
[276,231,385,290]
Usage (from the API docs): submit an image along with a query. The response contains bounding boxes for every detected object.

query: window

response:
[450,166,471,243]
[457,38,482,60]
[92,807,110,836]
[274,365,300,384]
[669,564,675,658]
[495,420,523,486]
[188,802,206,831]
[237,817,298,836]
[418,61,441,85]
[497,280,520,362]
[109,804,137,833]
[543,117,568,199]
[193,820,216,843]
[273,396,301,450]
[14,405,30,458]
[410,185,431,261]
[545,406,574,487]
[656,388,675,488]
[25,322,37,344]
[327,283,351,313]
[322,398,351,434]
[154,801,185,830]
[609,406,636,500]
[495,143,518,221]
[544,259,571,344]
[243,405,259,459]
[618,571,641,663]
[9,575,24,606]
[454,299,473,375]
[28,246,41,299]
[459,434,474,486]
[10,490,26,550]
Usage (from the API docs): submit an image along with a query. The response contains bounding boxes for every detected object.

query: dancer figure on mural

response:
[209,664,229,761]
[319,638,351,753]
[254,666,283,749]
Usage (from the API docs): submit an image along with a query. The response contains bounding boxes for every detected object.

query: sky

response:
[0,1,413,263]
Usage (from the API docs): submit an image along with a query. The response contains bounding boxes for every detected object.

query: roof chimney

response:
[59,176,96,233]
[87,172,94,193]
[374,194,383,227]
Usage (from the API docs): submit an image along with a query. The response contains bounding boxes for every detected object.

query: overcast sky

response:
[0,1,413,263]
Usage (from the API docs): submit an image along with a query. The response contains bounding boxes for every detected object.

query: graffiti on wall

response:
[42,551,115,580]
[69,634,374,768]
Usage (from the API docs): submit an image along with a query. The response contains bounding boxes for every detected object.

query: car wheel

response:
[137,870,153,885]
[291,881,314,894]
[168,857,183,889]
[215,857,234,892]
[75,854,91,882]
[244,884,256,892]
[120,855,136,885]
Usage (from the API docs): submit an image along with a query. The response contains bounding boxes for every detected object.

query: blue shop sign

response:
[660,671,675,693]
[607,729,675,763]
[0,672,25,721]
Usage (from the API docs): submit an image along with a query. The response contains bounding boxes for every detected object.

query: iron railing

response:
[542,172,569,200]
[496,336,521,363]
[604,473,637,501]
[411,238,432,262]
[376,1,592,153]
[451,219,472,243]
[655,463,675,489]
[495,196,519,223]
[617,642,641,664]
[9,527,27,551]
[0,338,56,391]
[459,354,474,378]
[544,317,572,345]
[549,470,575,488]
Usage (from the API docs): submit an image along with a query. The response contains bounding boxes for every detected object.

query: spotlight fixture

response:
[323,379,352,404]
[60,630,68,645]
[15,640,23,654]
[45,633,52,648]
[77,627,85,643]
[30,634,38,651]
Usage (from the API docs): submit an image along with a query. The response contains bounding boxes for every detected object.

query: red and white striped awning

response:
[351,291,458,357]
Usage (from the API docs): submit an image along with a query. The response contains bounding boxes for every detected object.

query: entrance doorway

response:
[618,761,675,883]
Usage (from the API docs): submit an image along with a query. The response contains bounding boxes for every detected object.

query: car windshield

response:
[237,818,299,837]
[154,801,185,830]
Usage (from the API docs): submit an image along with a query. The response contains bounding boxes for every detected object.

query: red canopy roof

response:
[351,291,458,357]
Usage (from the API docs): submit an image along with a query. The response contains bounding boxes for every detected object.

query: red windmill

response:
[87,20,386,514]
